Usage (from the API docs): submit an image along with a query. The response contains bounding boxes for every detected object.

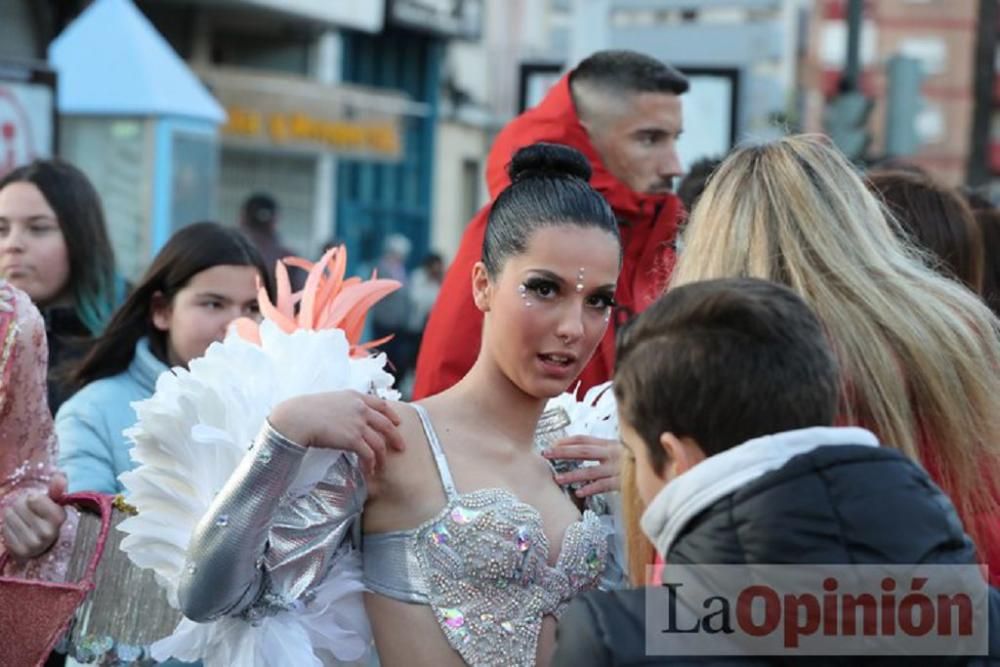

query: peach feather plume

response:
[232,245,400,357]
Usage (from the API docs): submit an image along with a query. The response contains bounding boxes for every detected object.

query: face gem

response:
[518,283,533,307]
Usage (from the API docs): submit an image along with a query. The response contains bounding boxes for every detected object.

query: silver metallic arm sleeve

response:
[178,420,368,623]
[177,421,307,622]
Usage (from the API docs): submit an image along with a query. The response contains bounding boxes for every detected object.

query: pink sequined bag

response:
[0,492,112,667]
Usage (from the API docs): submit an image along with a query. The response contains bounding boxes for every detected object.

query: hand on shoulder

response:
[269,390,404,475]
[366,400,425,494]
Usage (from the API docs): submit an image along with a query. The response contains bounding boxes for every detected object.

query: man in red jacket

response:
[413,50,689,399]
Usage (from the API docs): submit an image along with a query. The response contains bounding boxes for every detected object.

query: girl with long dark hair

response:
[0,159,123,412]
[56,221,275,494]
[173,143,623,666]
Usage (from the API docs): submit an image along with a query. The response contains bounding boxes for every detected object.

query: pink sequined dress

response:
[0,280,78,580]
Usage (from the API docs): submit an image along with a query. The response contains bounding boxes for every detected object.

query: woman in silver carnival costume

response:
[177,143,625,667]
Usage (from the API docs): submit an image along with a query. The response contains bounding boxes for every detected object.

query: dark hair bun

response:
[508,142,592,184]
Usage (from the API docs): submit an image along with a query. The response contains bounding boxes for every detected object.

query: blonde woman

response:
[656,134,1000,583]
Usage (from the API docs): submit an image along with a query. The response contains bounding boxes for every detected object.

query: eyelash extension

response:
[594,293,617,308]
[523,277,616,308]
[522,277,559,297]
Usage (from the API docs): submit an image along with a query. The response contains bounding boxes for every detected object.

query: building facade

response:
[137,0,454,273]
[800,0,999,193]
[430,0,558,260]
[2,0,475,277]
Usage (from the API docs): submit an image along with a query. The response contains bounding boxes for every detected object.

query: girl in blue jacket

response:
[56,221,275,493]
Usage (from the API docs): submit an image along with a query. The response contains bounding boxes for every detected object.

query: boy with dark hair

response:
[553,277,999,666]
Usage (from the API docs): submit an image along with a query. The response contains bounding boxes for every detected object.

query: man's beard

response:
[646,178,674,194]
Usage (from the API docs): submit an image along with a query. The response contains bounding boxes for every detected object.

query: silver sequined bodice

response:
[179,407,610,667]
[363,405,609,666]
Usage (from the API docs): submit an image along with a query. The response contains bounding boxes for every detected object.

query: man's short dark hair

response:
[242,192,278,229]
[569,50,690,98]
[614,278,839,472]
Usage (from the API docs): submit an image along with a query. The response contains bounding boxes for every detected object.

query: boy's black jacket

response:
[553,445,1000,666]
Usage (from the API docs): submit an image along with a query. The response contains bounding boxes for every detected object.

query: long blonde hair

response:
[621,454,655,585]
[665,134,1000,555]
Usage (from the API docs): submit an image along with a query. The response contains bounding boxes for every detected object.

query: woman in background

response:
[0,160,123,413]
[868,169,983,292]
[664,134,1000,583]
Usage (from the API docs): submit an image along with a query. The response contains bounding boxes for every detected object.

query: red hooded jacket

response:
[413,75,681,399]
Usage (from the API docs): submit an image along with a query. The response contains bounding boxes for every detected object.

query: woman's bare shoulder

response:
[389,400,427,444]
[367,400,440,524]
[376,400,430,483]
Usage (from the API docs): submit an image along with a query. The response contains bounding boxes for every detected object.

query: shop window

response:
[170,131,217,233]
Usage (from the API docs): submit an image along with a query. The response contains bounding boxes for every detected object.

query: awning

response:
[48,0,225,123]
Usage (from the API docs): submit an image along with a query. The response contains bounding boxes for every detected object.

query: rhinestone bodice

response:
[362,404,609,666]
[412,489,607,666]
